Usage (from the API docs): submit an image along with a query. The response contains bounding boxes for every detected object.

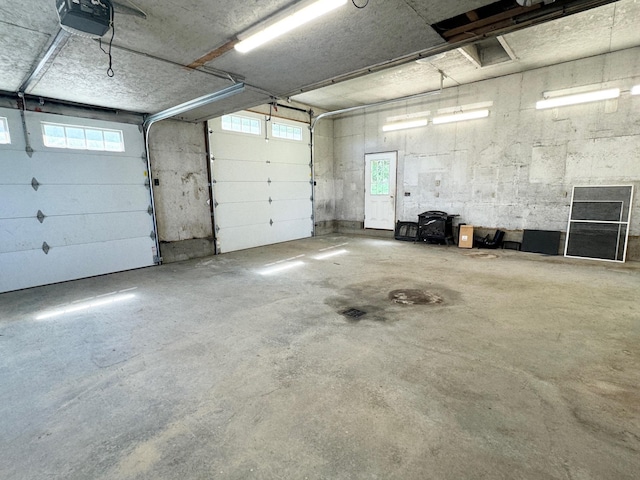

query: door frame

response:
[364,151,398,230]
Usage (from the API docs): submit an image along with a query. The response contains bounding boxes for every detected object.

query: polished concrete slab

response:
[1,235,639,479]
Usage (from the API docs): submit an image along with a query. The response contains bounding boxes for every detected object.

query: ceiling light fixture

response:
[432,109,489,125]
[382,119,429,132]
[631,85,640,95]
[536,88,620,109]
[235,0,348,53]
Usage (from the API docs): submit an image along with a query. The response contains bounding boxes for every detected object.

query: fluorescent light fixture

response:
[235,0,348,53]
[259,261,305,276]
[432,109,489,125]
[536,88,620,110]
[631,85,640,96]
[36,293,136,320]
[313,249,348,260]
[382,119,428,132]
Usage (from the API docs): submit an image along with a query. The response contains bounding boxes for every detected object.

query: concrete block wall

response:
[148,120,215,263]
[313,117,336,235]
[331,47,640,258]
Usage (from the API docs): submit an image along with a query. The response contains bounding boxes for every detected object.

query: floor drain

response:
[341,308,367,319]
[389,289,444,305]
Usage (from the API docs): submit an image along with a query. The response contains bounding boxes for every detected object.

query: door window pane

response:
[43,124,67,148]
[42,122,124,152]
[371,159,390,195]
[0,117,10,144]
[221,114,261,136]
[65,127,86,149]
[85,129,105,150]
[103,130,124,152]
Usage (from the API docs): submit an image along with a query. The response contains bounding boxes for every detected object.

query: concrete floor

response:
[1,235,639,480]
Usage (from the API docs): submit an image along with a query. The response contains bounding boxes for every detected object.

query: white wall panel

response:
[0,107,156,293]
[1,185,151,218]
[209,111,312,253]
[0,238,155,293]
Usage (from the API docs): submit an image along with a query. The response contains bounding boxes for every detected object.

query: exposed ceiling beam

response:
[187,39,239,70]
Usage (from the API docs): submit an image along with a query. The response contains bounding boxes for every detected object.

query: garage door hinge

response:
[141,153,146,162]
[211,179,217,184]
[150,231,156,240]
[310,196,313,202]
[270,219,274,226]
[147,206,153,215]
[268,197,273,204]
[267,178,272,185]
[310,214,314,220]
[153,255,162,263]
[42,242,50,255]
[36,210,46,223]
[214,200,218,208]
[144,179,151,189]
[215,225,220,233]
[31,177,40,191]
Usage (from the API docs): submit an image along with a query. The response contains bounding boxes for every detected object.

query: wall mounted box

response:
[459,225,474,248]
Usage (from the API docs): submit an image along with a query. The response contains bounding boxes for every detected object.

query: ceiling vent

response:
[56,0,113,38]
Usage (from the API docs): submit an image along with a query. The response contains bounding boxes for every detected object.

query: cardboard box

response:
[458,225,474,248]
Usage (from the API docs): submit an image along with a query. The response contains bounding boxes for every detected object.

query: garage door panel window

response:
[221,114,261,135]
[0,117,10,144]
[272,123,303,141]
[42,122,125,152]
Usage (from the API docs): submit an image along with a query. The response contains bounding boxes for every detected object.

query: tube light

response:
[631,85,640,96]
[432,109,489,125]
[235,0,348,53]
[382,119,428,132]
[536,88,620,110]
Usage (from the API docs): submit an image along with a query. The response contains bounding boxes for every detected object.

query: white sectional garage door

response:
[208,111,313,253]
[0,107,157,293]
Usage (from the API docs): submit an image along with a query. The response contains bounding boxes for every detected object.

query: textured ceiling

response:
[0,0,635,121]
[293,0,640,111]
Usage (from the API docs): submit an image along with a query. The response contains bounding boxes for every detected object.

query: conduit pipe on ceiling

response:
[308,86,442,237]
[142,82,246,262]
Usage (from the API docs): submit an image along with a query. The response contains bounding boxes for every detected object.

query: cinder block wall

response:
[331,47,640,258]
[148,120,215,263]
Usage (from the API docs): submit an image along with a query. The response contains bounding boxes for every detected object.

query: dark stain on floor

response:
[325,276,460,323]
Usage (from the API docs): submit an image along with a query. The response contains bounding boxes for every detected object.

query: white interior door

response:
[364,152,397,230]
[209,111,313,253]
[0,107,157,293]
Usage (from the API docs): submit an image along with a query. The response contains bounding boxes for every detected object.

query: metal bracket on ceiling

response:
[19,29,70,95]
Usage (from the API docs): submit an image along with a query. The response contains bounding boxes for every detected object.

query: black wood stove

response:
[417,211,457,245]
